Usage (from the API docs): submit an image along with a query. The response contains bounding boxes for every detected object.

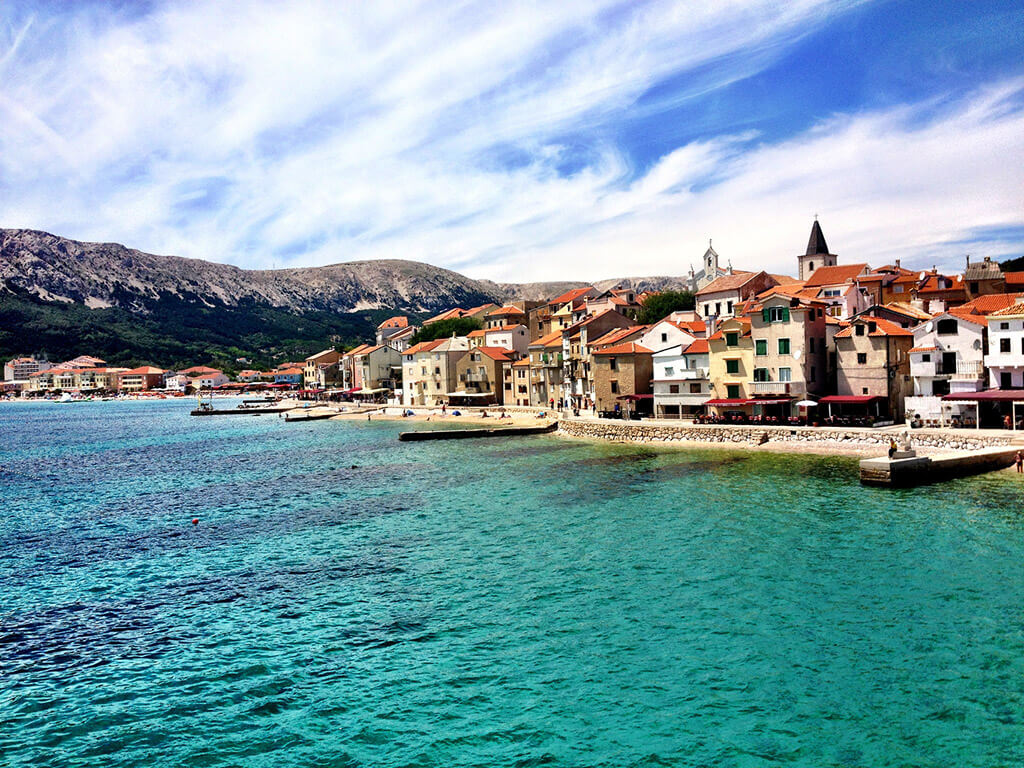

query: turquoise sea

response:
[2,400,1023,767]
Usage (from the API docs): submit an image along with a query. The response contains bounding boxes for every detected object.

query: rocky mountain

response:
[0,228,693,368]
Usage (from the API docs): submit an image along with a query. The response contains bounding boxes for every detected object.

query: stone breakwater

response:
[557,419,1016,453]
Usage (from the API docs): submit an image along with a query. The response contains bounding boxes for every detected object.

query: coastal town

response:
[7,221,1024,433]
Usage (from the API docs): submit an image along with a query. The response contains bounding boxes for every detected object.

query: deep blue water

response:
[2,400,1023,767]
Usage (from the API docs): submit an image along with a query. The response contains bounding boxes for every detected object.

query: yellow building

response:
[706,316,754,415]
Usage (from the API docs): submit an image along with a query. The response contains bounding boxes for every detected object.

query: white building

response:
[4,357,52,382]
[639,319,696,355]
[984,303,1024,389]
[652,339,710,418]
[905,310,986,423]
[483,324,529,356]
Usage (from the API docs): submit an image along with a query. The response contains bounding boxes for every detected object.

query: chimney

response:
[895,258,901,269]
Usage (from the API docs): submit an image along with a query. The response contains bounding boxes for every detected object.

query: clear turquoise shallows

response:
[2,401,1023,767]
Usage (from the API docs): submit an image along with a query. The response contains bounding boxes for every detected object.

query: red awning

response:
[818,395,884,404]
[747,398,794,405]
[943,390,1024,402]
[705,398,749,406]
[616,394,654,401]
[342,387,361,394]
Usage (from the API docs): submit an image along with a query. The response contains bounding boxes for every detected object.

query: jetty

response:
[860,446,1020,487]
[399,423,558,441]
[190,405,292,416]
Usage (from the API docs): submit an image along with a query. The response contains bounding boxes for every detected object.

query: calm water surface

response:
[1,400,1023,767]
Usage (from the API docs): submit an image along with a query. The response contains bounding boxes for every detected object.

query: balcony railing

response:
[749,380,805,395]
[462,372,490,383]
[953,360,983,378]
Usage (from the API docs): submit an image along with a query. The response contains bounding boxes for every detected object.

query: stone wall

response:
[557,418,1015,452]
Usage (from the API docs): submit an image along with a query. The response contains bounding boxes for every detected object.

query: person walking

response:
[1016,450,1023,473]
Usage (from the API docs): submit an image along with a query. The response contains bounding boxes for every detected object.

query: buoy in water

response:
[191,518,199,526]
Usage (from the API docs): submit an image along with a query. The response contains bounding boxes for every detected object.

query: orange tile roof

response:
[909,346,937,353]
[529,330,565,348]
[275,368,303,375]
[883,302,933,320]
[682,339,709,354]
[1004,272,1024,288]
[835,317,912,338]
[467,329,487,337]
[957,293,1024,315]
[121,366,165,375]
[803,263,870,287]
[424,308,465,324]
[345,343,372,356]
[593,342,653,356]
[989,302,1024,317]
[485,324,527,333]
[695,270,756,295]
[404,340,445,355]
[590,325,647,347]
[486,305,525,316]
[550,286,594,305]
[768,274,802,285]
[475,346,513,361]
[513,357,531,367]
[378,315,409,329]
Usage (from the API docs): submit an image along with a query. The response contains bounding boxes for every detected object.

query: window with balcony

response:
[726,359,740,374]
[753,367,769,382]
[755,340,767,356]
[669,384,679,394]
[778,338,791,355]
[690,383,702,393]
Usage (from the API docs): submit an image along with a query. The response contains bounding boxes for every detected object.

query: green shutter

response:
[762,308,770,322]
[781,307,790,322]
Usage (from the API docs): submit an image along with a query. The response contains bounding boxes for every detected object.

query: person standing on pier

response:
[1015,451,1022,473]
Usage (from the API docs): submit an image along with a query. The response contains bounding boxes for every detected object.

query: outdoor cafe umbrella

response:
[795,399,818,408]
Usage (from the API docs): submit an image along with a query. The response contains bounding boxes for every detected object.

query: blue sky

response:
[0,0,1022,281]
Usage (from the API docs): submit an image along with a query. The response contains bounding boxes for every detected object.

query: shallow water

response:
[2,400,1023,767]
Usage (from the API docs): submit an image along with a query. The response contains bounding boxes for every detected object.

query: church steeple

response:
[806,218,830,256]
[798,217,837,280]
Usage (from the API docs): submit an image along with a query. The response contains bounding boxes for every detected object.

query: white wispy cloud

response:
[0,0,1020,283]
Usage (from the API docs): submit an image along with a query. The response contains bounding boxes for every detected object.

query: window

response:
[434,367,441,374]
[1001,372,1013,390]
[1001,338,1011,353]
[810,365,816,382]
[609,357,618,371]
[893,285,903,294]
[755,340,767,356]
[661,333,668,343]
[610,381,619,394]
[753,368,769,382]
[857,353,867,364]
[726,384,740,399]
[727,301,733,314]
[664,366,674,376]
[779,367,792,382]
[690,383,702,394]
[855,325,865,336]
[921,354,931,362]
[669,384,679,394]
[809,338,815,353]
[862,387,869,395]
[763,306,790,323]
[705,304,711,316]
[823,288,841,297]
[936,319,958,335]
[726,332,739,347]
[715,302,722,315]
[1000,322,1010,330]
[827,306,843,317]
[778,338,791,355]
[726,359,740,374]
[808,261,814,272]
[970,282,979,293]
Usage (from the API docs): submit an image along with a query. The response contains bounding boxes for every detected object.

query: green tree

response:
[638,290,696,324]
[410,316,483,343]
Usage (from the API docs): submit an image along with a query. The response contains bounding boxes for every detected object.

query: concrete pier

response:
[860,447,1020,487]
[399,423,557,441]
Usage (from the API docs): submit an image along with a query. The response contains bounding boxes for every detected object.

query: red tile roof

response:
[486,305,525,316]
[529,330,564,348]
[475,346,512,361]
[957,293,1024,315]
[682,339,709,354]
[404,340,445,355]
[834,317,912,338]
[121,366,165,375]
[593,342,653,356]
[695,270,756,295]
[550,286,594,305]
[803,263,870,287]
[423,308,464,324]
[378,315,409,329]
[989,302,1024,317]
